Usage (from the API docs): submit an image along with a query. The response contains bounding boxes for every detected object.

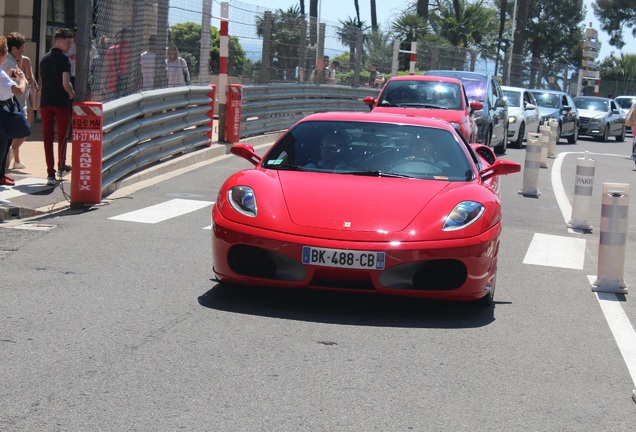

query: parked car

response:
[212,111,520,305]
[615,95,636,110]
[573,96,626,142]
[362,75,482,142]
[424,70,509,154]
[529,89,579,144]
[502,86,541,148]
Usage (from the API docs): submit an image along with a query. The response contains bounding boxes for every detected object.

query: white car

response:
[502,86,541,148]
[615,95,636,111]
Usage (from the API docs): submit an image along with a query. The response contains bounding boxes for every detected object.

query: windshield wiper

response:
[346,170,413,179]
[264,163,310,171]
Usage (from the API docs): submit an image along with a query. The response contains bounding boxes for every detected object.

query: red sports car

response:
[363,75,483,143]
[212,112,520,305]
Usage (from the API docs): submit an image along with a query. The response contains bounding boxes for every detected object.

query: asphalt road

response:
[2,136,636,431]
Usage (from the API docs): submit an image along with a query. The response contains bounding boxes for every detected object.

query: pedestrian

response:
[368,64,384,88]
[105,28,131,98]
[324,60,340,83]
[140,34,160,90]
[39,28,75,185]
[166,45,190,87]
[89,35,112,101]
[2,32,37,171]
[0,36,27,186]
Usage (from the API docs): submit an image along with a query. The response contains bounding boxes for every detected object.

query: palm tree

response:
[391,13,428,70]
[256,6,304,81]
[370,0,378,32]
[337,17,367,70]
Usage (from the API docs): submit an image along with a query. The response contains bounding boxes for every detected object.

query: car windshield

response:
[261,120,474,181]
[378,80,462,110]
[574,98,608,112]
[531,92,561,109]
[503,90,521,107]
[615,97,635,110]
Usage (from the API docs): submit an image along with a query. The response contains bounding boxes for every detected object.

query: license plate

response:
[302,246,385,270]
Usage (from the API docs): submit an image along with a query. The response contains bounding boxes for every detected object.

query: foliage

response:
[255,6,304,81]
[600,53,636,80]
[337,17,367,70]
[428,0,498,49]
[593,0,636,50]
[170,22,249,76]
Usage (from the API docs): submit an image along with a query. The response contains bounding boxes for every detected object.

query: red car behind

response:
[364,75,482,143]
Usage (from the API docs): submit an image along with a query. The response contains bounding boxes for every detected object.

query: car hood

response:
[577,109,607,119]
[508,107,523,117]
[372,106,463,124]
[537,107,560,118]
[280,172,449,232]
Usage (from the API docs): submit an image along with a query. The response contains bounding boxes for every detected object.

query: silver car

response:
[573,96,626,142]
[502,86,541,148]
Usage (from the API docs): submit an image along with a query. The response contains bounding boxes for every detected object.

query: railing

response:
[99,84,380,193]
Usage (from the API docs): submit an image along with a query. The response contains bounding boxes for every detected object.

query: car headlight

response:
[228,186,257,217]
[588,118,602,126]
[443,201,485,230]
[508,116,517,124]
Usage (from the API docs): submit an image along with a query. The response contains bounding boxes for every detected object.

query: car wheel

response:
[512,122,525,148]
[475,274,496,307]
[483,126,492,148]
[567,124,578,144]
[494,125,507,154]
[601,123,610,142]
[617,126,626,142]
[556,124,562,143]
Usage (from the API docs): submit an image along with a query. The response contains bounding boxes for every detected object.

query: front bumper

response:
[212,210,501,301]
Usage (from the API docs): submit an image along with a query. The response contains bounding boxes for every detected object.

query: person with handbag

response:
[0,36,27,187]
[166,45,190,87]
[39,28,75,186]
[2,32,37,171]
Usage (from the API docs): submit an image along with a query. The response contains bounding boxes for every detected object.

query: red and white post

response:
[70,102,103,208]
[217,1,230,142]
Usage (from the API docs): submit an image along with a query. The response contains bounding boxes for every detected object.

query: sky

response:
[221,0,635,61]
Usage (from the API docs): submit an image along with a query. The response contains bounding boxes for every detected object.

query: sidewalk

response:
[0,118,72,221]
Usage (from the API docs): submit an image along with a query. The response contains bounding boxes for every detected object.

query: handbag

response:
[28,83,40,110]
[0,96,32,139]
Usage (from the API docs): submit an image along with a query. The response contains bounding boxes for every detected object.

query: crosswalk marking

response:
[0,177,54,200]
[109,198,213,224]
[523,233,586,269]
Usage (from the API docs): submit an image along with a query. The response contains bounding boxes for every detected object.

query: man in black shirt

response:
[40,28,75,185]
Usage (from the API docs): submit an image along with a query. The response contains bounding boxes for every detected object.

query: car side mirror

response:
[495,97,507,108]
[562,105,572,112]
[525,103,536,110]
[480,159,521,182]
[363,96,375,111]
[469,100,484,113]
[231,143,261,166]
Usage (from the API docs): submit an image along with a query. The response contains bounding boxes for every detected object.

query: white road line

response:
[523,233,586,269]
[588,276,636,397]
[0,177,53,200]
[109,199,213,224]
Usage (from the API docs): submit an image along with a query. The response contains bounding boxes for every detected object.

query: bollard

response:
[567,151,595,231]
[592,183,629,294]
[518,132,542,197]
[70,102,103,208]
[548,119,559,159]
[539,125,550,168]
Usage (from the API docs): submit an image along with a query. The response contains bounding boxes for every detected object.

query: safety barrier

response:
[519,132,542,197]
[97,84,379,195]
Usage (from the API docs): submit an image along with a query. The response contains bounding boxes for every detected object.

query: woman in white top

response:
[166,45,190,87]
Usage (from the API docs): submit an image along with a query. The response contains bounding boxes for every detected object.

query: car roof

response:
[574,96,611,101]
[501,86,528,92]
[301,111,458,131]
[529,89,568,96]
[424,70,490,79]
[385,75,463,85]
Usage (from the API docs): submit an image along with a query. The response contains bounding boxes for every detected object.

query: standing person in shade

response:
[139,35,160,90]
[105,28,131,98]
[325,60,340,83]
[0,36,27,187]
[1,32,37,171]
[166,45,190,87]
[39,28,75,185]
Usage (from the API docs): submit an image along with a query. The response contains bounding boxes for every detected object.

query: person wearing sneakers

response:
[0,36,27,187]
[39,28,75,185]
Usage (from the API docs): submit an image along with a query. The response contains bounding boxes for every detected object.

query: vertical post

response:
[206,85,216,146]
[74,0,91,102]
[218,2,230,142]
[567,151,595,231]
[592,183,629,294]
[316,23,325,83]
[409,41,417,75]
[539,125,549,168]
[70,102,103,208]
[391,40,400,77]
[298,17,307,83]
[199,0,212,85]
[260,11,272,83]
[353,29,363,87]
[547,118,558,158]
[518,133,542,197]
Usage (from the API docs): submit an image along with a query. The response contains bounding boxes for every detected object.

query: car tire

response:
[556,124,562,143]
[512,122,525,148]
[567,124,578,144]
[494,125,507,154]
[483,126,492,148]
[617,126,626,142]
[600,124,610,142]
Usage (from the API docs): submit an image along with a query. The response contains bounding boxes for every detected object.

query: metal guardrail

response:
[99,84,380,192]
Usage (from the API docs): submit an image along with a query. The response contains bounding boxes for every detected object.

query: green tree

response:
[337,17,367,70]
[170,22,249,76]
[391,13,429,70]
[593,0,636,50]
[600,52,636,80]
[255,6,304,81]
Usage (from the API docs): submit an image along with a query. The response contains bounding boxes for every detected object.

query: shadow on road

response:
[198,282,497,329]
